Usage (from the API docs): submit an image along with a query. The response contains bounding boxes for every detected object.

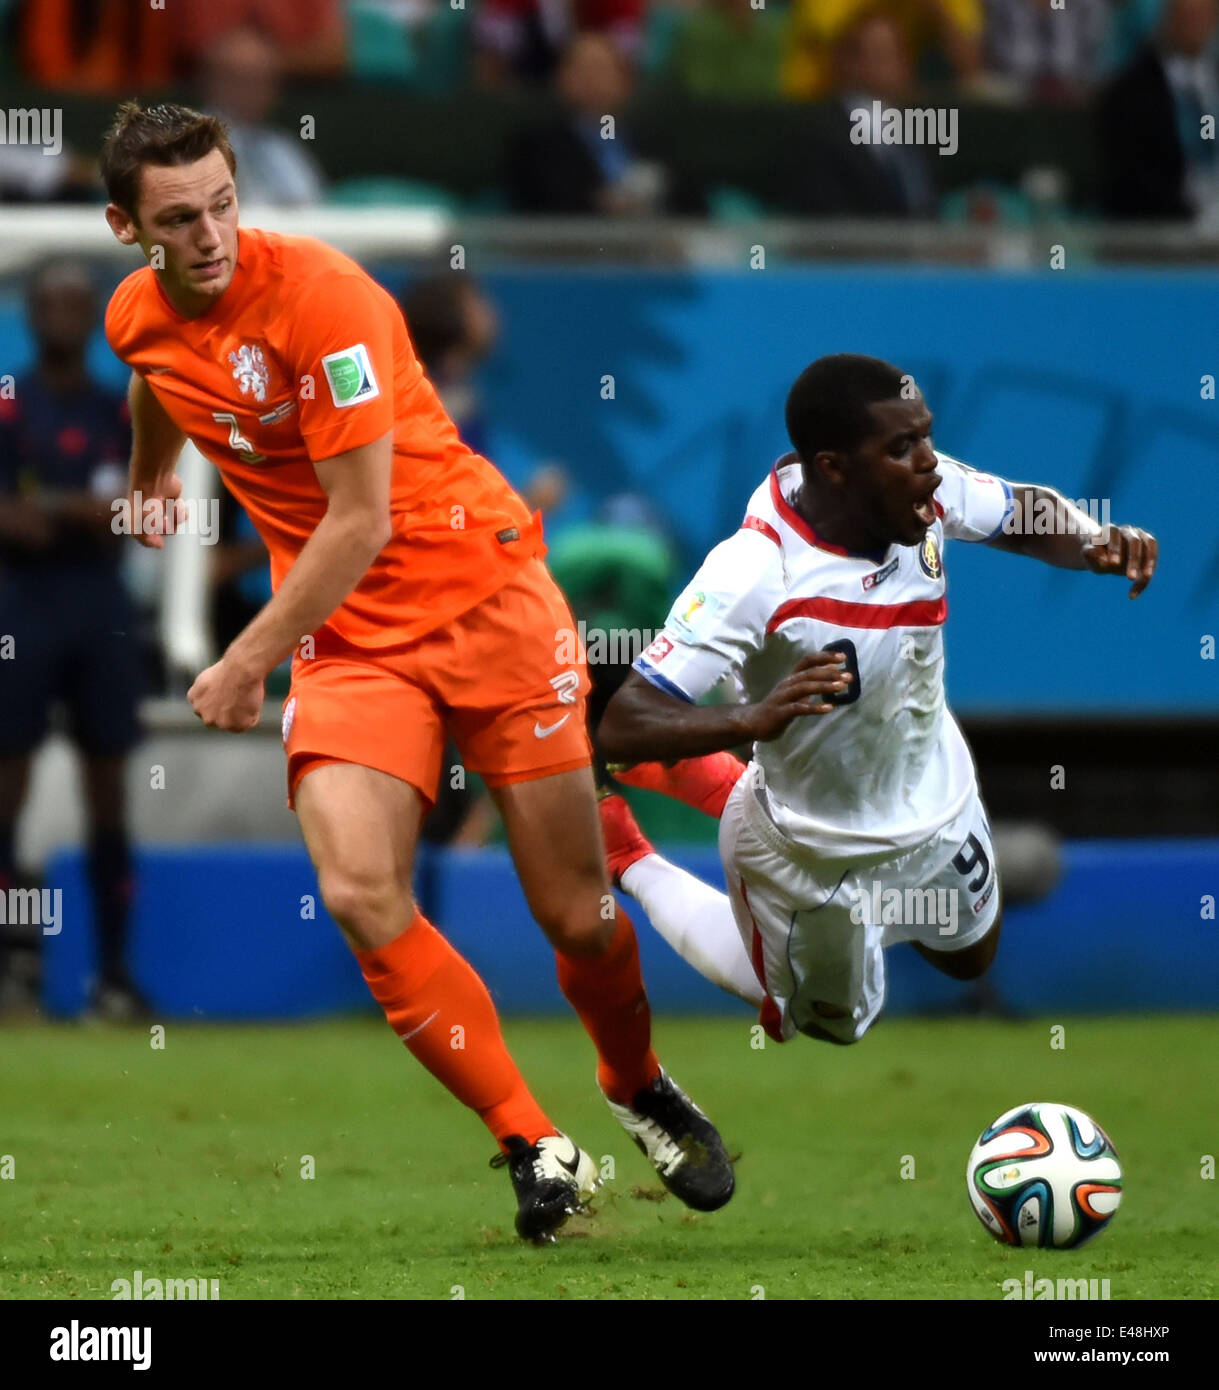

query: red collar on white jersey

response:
[767,456,890,565]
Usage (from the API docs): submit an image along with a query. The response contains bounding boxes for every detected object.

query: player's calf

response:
[913,917,1003,981]
[597,791,656,887]
[528,874,619,958]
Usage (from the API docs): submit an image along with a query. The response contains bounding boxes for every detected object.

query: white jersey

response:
[633,451,1014,862]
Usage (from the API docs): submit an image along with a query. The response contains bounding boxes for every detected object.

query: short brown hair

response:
[100,101,236,220]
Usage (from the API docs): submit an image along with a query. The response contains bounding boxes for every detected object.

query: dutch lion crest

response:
[228,344,270,403]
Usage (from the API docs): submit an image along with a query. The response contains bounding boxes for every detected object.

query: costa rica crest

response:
[918,531,942,580]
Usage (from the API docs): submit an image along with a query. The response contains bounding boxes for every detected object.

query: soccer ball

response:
[966,1101,1122,1249]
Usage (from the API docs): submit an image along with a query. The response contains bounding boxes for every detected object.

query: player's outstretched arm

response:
[126,371,188,549]
[984,483,1157,598]
[598,653,851,765]
[187,431,393,731]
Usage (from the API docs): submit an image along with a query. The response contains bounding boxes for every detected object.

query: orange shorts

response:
[282,557,592,808]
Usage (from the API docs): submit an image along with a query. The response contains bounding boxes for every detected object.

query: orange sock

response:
[555,909,660,1105]
[356,911,553,1151]
[615,752,746,819]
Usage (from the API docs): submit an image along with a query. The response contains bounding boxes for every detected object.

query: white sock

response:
[621,853,764,1008]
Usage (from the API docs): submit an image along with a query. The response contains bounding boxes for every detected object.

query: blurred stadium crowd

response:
[2,0,1219,222]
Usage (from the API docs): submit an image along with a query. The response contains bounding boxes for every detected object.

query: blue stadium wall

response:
[472,267,1216,716]
[43,840,1219,1019]
[1,266,1215,713]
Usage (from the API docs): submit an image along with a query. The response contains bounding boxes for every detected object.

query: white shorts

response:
[719,763,1001,1045]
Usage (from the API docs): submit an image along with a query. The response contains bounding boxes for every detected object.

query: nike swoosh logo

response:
[546,1135,581,1174]
[146,366,173,375]
[533,713,572,739]
[398,1008,439,1043]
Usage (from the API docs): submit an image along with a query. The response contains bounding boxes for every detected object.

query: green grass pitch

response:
[2,1014,1215,1300]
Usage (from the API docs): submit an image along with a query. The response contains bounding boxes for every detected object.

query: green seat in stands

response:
[414,4,469,95]
[464,188,510,213]
[327,177,460,213]
[641,3,685,78]
[708,186,769,223]
[347,1,420,84]
[548,523,722,847]
[347,1,468,91]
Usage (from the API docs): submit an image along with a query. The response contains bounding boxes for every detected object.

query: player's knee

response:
[948,952,990,981]
[318,865,410,947]
[543,910,617,958]
[946,918,1003,980]
[536,892,617,958]
[527,855,616,956]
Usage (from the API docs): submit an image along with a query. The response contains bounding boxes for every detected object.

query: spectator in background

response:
[398,273,505,461]
[210,491,270,657]
[783,0,984,100]
[398,272,569,514]
[782,12,937,216]
[1102,0,1169,75]
[473,0,644,86]
[196,27,326,207]
[547,493,680,738]
[508,31,682,214]
[0,261,146,1019]
[981,0,1109,102]
[546,493,732,845]
[172,0,346,81]
[474,0,571,85]
[15,0,173,93]
[1099,0,1219,220]
[0,144,100,205]
[663,0,787,101]
[397,271,570,847]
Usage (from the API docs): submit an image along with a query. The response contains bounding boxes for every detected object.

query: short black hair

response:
[785,354,909,463]
[397,274,474,374]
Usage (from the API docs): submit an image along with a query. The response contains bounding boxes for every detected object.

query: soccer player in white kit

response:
[597,355,1157,1048]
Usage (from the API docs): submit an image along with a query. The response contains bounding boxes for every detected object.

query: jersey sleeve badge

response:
[642,634,674,664]
[667,589,723,641]
[321,344,380,408]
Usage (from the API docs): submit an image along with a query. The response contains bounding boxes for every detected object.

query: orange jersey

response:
[105,227,542,648]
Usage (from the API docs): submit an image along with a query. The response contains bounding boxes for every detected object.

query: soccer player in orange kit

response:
[100,102,733,1243]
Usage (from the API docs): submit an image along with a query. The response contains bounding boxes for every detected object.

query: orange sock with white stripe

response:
[356,911,553,1150]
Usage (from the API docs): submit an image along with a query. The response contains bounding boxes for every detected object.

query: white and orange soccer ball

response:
[966,1102,1123,1249]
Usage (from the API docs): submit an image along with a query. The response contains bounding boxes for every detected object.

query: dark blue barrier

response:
[41,847,370,1020]
[43,839,1219,1019]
